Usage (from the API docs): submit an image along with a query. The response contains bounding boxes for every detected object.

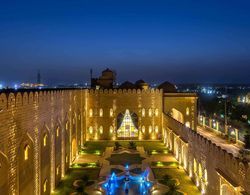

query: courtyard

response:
[53,141,200,195]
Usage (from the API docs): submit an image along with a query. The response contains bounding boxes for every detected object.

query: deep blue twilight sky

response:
[1,0,250,85]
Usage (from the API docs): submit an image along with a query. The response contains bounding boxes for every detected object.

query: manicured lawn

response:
[151,161,179,167]
[71,162,100,168]
[152,168,200,195]
[84,140,165,153]
[52,168,100,195]
[107,153,145,166]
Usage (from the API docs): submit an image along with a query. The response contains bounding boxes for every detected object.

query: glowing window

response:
[56,128,59,137]
[99,109,103,117]
[194,159,197,173]
[142,108,145,117]
[149,126,152,133]
[43,179,47,192]
[78,114,81,120]
[89,109,93,117]
[204,169,208,182]
[66,155,68,163]
[89,126,93,134]
[148,108,152,117]
[185,121,190,128]
[99,126,103,134]
[43,134,47,147]
[109,126,113,133]
[155,126,159,133]
[142,126,145,133]
[117,109,138,138]
[110,108,113,117]
[186,107,190,116]
[155,109,159,117]
[56,165,60,175]
[198,164,202,178]
[66,122,68,130]
[24,145,29,160]
[73,118,75,124]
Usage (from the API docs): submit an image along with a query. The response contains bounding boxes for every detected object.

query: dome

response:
[102,68,113,73]
[157,81,177,93]
[135,79,149,90]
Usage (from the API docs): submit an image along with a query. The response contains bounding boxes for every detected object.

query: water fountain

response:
[101,165,153,195]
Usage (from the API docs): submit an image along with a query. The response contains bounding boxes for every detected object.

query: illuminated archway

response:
[18,134,34,195]
[71,138,77,161]
[171,108,184,123]
[117,109,138,138]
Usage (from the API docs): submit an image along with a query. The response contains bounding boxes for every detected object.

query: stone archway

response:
[0,152,8,195]
[116,109,139,139]
[18,134,34,195]
[40,129,50,195]
[71,138,77,161]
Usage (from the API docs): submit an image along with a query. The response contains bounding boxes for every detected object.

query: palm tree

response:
[128,141,136,149]
[165,182,181,195]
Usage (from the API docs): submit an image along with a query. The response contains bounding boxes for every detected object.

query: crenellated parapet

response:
[88,88,162,95]
[163,113,250,194]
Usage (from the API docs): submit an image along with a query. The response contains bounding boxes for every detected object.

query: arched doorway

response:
[0,152,8,195]
[71,138,77,161]
[117,109,138,139]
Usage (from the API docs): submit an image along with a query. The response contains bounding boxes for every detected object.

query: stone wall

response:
[86,88,163,140]
[0,89,85,195]
[163,114,250,195]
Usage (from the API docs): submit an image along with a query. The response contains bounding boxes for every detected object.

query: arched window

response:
[204,169,208,182]
[99,109,103,117]
[66,155,68,163]
[142,126,145,133]
[56,127,60,137]
[186,107,190,116]
[148,108,152,117]
[43,179,48,192]
[155,108,159,117]
[149,126,152,133]
[89,108,93,117]
[66,122,69,130]
[99,126,103,134]
[24,145,29,160]
[89,126,93,134]
[43,134,47,147]
[198,163,202,178]
[194,159,197,173]
[56,165,60,175]
[185,121,190,128]
[142,108,145,117]
[109,126,113,133]
[110,108,113,117]
[155,126,159,133]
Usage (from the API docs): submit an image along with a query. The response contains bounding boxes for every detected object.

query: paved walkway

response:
[197,126,242,157]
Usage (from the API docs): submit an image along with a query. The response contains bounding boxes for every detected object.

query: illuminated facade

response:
[0,70,249,194]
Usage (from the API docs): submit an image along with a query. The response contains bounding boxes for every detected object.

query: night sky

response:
[1,0,250,86]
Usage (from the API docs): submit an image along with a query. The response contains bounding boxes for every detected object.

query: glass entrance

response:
[117,109,138,138]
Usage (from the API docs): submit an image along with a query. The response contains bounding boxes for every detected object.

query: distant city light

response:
[14,84,18,90]
[0,84,3,89]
